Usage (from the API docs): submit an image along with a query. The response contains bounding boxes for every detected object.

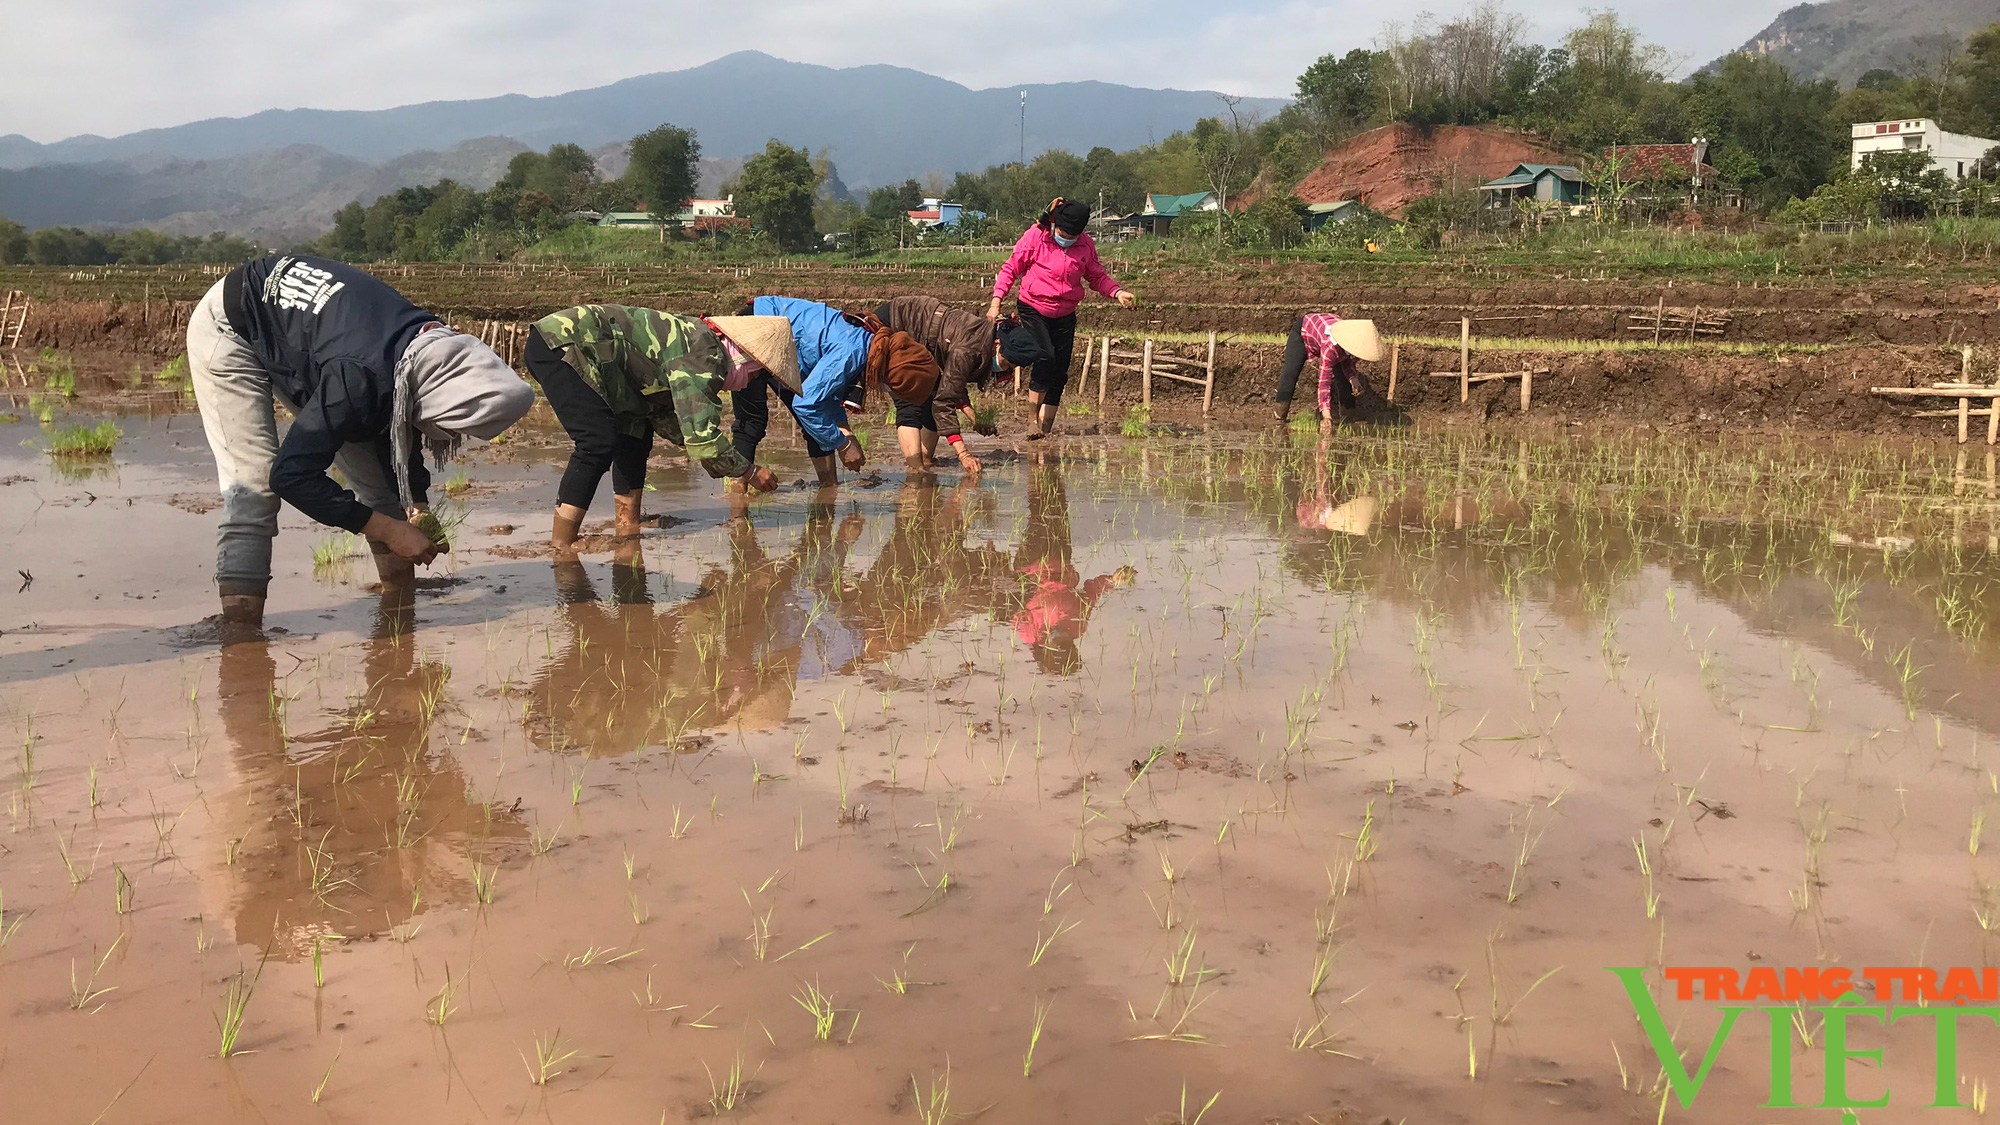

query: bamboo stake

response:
[1387,342,1400,402]
[1098,336,1109,407]
[1520,368,1532,413]
[1202,330,1216,415]
[1459,318,1470,404]
[1652,297,1665,345]
[1142,339,1153,408]
[1962,395,1972,444]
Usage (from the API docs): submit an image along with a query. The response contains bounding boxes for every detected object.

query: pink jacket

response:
[992,226,1121,318]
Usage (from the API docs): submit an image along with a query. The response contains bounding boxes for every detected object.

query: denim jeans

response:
[187,278,402,597]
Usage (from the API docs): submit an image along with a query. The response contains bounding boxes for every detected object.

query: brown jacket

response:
[876,296,991,440]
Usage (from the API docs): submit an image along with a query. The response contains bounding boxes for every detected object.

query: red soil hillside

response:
[1282,123,1572,217]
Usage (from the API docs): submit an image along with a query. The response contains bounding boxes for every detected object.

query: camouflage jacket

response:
[534,304,748,478]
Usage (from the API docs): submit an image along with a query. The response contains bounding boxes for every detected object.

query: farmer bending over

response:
[872,296,1051,473]
[729,296,938,484]
[1272,314,1384,432]
[526,304,784,558]
[188,254,533,629]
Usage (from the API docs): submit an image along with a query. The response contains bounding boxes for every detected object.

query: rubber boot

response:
[614,491,646,539]
[551,509,584,562]
[219,593,266,632]
[370,539,416,590]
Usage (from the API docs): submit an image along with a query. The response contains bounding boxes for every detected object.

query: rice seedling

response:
[520,1029,579,1086]
[562,945,640,971]
[1121,405,1152,439]
[470,861,498,905]
[1633,836,1661,920]
[0,888,27,948]
[310,1043,341,1105]
[425,967,461,1025]
[792,979,841,1041]
[68,935,124,1012]
[910,1063,957,1125]
[39,348,76,397]
[1021,995,1054,1077]
[215,954,267,1057]
[1029,915,1080,967]
[155,354,190,388]
[703,1051,755,1113]
[48,421,121,459]
[1161,1083,1222,1125]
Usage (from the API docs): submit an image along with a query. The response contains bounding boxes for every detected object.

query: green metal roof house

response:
[1139,191,1217,235]
[1304,200,1360,230]
[1477,164,1586,207]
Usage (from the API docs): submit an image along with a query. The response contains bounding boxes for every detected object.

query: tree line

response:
[0,220,257,266]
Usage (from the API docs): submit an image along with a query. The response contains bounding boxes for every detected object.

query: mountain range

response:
[1728,0,1994,84]
[0,51,1285,241]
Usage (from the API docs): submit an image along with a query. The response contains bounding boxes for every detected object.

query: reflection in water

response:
[526,494,864,757]
[215,592,526,955]
[1004,461,1135,675]
[835,480,1013,669]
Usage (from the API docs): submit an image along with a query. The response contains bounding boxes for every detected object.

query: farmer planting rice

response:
[870,295,1051,473]
[187,254,533,629]
[1271,313,1384,431]
[987,197,1136,439]
[728,296,940,484]
[524,304,785,559]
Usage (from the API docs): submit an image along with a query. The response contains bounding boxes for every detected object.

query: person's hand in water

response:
[741,465,779,493]
[838,435,866,471]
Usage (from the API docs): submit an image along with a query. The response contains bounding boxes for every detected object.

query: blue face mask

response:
[1053,231,1077,248]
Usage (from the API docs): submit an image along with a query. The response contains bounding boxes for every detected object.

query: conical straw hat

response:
[707,316,801,393]
[1328,318,1383,363]
[1321,496,1379,536]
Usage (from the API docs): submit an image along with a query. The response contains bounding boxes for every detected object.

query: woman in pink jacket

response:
[986,198,1136,438]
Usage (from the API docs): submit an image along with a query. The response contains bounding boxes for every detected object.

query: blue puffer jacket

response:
[752,296,871,451]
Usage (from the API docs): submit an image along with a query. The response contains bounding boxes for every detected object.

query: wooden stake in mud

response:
[1459,318,1470,404]
[1989,373,2000,446]
[1202,330,1216,415]
[1386,342,1400,402]
[1520,368,1533,413]
[1963,393,1973,444]
[1652,297,1665,345]
[1142,338,1154,408]
[1098,336,1110,408]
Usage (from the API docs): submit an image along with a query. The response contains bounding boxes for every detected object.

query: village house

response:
[1851,119,1998,180]
[1138,191,1218,236]
[1477,164,1586,209]
[596,196,750,235]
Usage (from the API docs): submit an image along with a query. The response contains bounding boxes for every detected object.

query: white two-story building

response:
[1851,119,1997,180]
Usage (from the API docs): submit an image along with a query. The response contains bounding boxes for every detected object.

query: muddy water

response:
[4,383,2000,1124]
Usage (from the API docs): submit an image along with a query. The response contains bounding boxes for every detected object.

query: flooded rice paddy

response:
[4,382,2000,1124]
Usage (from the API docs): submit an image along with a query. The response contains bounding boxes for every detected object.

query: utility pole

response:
[1019,91,1027,166]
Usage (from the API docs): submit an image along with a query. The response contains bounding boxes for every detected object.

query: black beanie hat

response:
[1047,198,1091,235]
[997,315,1054,368]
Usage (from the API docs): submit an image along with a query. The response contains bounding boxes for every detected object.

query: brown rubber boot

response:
[551,509,584,562]
[219,594,266,630]
[614,491,646,538]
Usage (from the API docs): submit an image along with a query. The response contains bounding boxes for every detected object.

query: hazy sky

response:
[5,0,1781,141]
